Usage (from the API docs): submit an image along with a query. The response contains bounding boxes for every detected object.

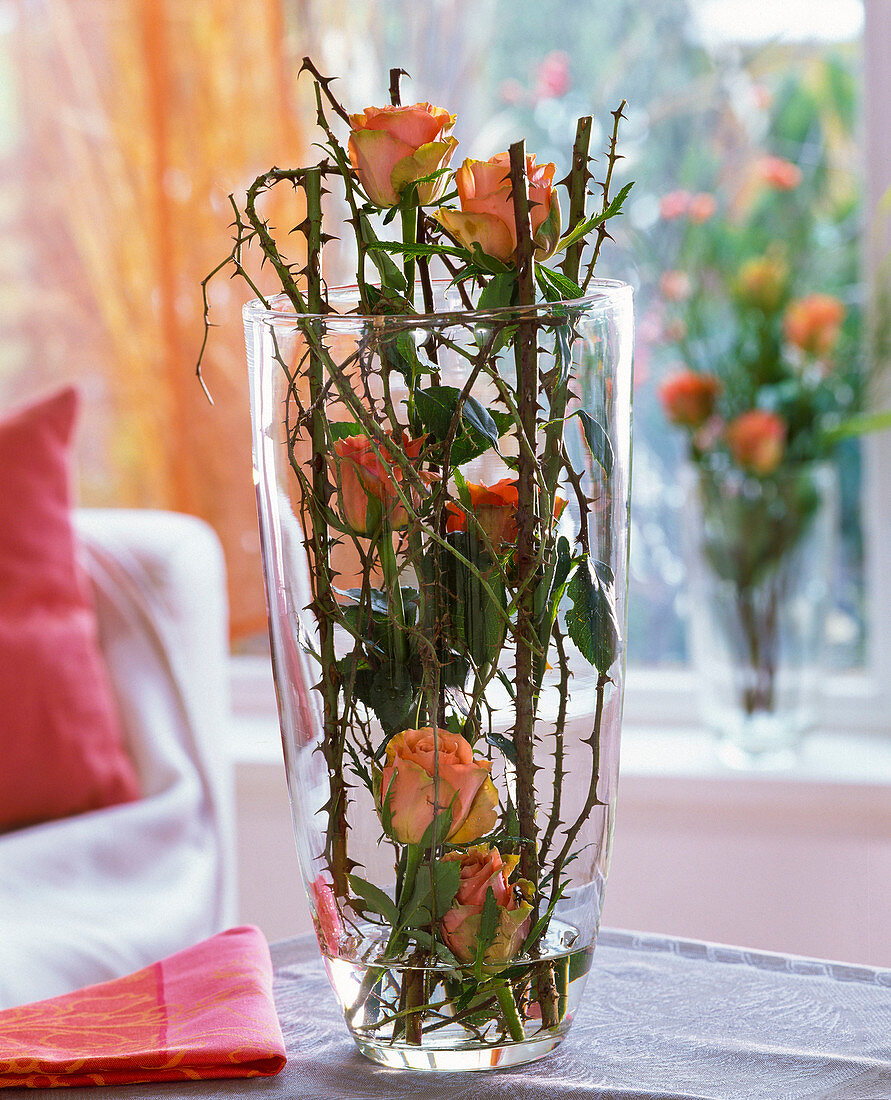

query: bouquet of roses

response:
[202,59,633,1057]
[654,155,862,589]
[650,148,890,723]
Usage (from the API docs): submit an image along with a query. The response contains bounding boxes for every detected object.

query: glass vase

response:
[683,460,837,767]
[245,281,633,1070]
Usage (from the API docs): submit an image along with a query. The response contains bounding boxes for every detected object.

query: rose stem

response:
[346,843,422,1028]
[494,981,526,1043]
[377,532,409,665]
[560,115,592,287]
[305,166,349,898]
[401,201,417,298]
[509,140,560,1031]
[582,100,627,292]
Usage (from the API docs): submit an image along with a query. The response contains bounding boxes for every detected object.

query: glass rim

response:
[242,277,632,328]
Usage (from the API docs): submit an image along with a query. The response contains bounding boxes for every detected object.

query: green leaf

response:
[370,239,467,260]
[556,181,635,252]
[328,422,365,443]
[415,385,511,465]
[537,265,584,301]
[473,887,501,976]
[416,804,454,850]
[478,271,518,311]
[483,728,517,765]
[410,928,461,967]
[367,664,415,735]
[348,874,399,925]
[359,214,406,292]
[440,531,508,670]
[822,407,891,444]
[400,859,461,928]
[565,556,620,673]
[576,410,614,478]
[335,586,419,622]
[553,536,575,594]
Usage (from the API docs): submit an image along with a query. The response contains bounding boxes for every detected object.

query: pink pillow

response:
[0,388,141,832]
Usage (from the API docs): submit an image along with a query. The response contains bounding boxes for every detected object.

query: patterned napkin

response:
[0,926,286,1088]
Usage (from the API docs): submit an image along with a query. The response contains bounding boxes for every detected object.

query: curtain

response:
[4,0,306,639]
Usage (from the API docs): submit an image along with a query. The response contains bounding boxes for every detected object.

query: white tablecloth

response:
[5,929,889,1099]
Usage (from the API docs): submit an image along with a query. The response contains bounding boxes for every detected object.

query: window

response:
[2,0,888,733]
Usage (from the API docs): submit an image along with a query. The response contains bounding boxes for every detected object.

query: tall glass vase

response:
[683,461,837,767]
[245,281,633,1070]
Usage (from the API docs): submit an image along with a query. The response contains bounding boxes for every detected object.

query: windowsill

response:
[225,708,891,788]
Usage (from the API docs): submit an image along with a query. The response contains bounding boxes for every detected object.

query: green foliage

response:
[565,556,620,673]
[577,410,614,477]
[349,874,400,925]
[415,385,513,465]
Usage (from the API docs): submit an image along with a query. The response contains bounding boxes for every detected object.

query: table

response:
[9,930,891,1100]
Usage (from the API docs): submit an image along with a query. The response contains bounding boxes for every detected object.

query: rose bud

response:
[736,254,789,313]
[783,293,846,357]
[659,370,721,429]
[755,155,802,191]
[440,845,533,967]
[687,192,717,223]
[348,103,458,208]
[377,728,499,846]
[725,410,786,475]
[327,432,426,538]
[434,152,561,263]
[658,190,691,220]
[445,478,567,552]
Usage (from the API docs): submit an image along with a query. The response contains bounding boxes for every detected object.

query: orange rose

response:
[783,294,846,357]
[440,845,532,965]
[659,370,721,429]
[659,190,691,220]
[736,255,789,313]
[377,728,499,846]
[434,152,561,263]
[725,410,786,475]
[659,270,692,302]
[445,478,567,551]
[687,192,717,223]
[328,432,425,538]
[348,103,458,208]
[756,155,802,191]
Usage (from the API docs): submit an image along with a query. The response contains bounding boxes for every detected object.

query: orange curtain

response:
[4,0,307,639]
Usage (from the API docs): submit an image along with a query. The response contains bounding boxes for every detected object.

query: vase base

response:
[353,1032,564,1071]
[715,734,801,771]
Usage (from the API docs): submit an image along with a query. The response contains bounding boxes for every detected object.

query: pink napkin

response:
[0,926,286,1088]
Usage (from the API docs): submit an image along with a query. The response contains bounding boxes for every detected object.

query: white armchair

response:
[0,510,236,1009]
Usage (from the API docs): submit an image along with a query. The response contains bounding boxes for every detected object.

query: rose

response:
[725,410,786,475]
[659,370,721,429]
[434,152,561,263]
[687,192,717,223]
[327,432,425,537]
[377,728,499,846]
[444,478,567,552]
[440,845,532,966]
[783,294,846,357]
[756,155,802,191]
[736,255,789,313]
[659,270,692,302]
[348,103,458,208]
[659,190,691,220]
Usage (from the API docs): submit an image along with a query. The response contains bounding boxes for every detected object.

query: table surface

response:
[7,929,891,1100]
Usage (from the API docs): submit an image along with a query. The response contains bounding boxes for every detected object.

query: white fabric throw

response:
[0,510,235,1009]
